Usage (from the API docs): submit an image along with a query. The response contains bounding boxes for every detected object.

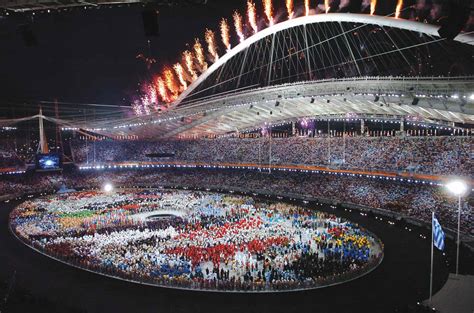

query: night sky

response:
[0,0,459,116]
[0,1,248,109]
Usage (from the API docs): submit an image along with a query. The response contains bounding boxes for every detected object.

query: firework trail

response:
[132,100,143,116]
[362,0,370,11]
[139,81,161,115]
[325,0,330,13]
[220,18,231,51]
[164,68,179,101]
[140,92,151,115]
[305,0,310,16]
[395,0,403,18]
[132,99,143,116]
[339,0,350,10]
[173,63,188,90]
[205,29,219,62]
[263,0,274,26]
[183,50,198,81]
[370,0,376,15]
[233,11,246,42]
[143,97,151,115]
[147,83,158,106]
[286,0,294,19]
[193,38,208,70]
[155,76,170,103]
[247,1,258,34]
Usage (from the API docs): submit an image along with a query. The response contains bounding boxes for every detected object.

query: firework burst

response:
[233,11,246,43]
[132,100,143,116]
[205,29,219,62]
[173,63,188,90]
[395,0,403,18]
[193,38,208,71]
[183,50,198,81]
[305,0,310,16]
[141,94,151,115]
[247,1,258,34]
[146,83,158,106]
[164,68,179,101]
[155,76,170,103]
[263,0,274,26]
[370,0,376,15]
[286,0,294,19]
[220,18,231,51]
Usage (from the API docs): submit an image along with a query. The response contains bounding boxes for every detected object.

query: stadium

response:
[0,0,473,312]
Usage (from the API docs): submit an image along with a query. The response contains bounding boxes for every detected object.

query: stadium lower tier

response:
[1,168,472,235]
[10,189,383,292]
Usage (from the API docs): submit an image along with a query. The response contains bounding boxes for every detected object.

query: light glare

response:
[103,183,114,193]
[445,180,468,196]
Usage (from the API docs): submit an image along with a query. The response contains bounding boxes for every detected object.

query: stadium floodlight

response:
[103,183,114,193]
[445,180,468,196]
[445,179,469,277]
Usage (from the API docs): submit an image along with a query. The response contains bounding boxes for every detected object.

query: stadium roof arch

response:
[64,14,474,139]
[174,13,474,108]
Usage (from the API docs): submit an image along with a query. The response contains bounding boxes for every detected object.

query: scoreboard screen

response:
[36,153,62,171]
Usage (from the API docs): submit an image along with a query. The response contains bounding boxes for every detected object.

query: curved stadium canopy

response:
[48,14,474,138]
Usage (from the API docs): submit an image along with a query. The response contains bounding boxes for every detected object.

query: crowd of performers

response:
[10,189,383,291]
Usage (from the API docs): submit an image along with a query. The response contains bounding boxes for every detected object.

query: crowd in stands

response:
[0,143,24,169]
[0,135,471,178]
[71,136,473,177]
[0,138,60,169]
[1,168,472,235]
[10,189,381,291]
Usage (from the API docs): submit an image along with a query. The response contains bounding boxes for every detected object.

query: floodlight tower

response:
[445,180,469,276]
[37,107,49,154]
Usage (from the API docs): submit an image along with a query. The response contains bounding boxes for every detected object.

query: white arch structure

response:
[173,13,474,107]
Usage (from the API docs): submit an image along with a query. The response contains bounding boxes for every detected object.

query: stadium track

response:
[0,188,461,313]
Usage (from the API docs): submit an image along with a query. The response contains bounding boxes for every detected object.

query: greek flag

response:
[432,214,445,251]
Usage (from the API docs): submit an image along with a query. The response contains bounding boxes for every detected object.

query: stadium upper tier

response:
[70,136,473,178]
